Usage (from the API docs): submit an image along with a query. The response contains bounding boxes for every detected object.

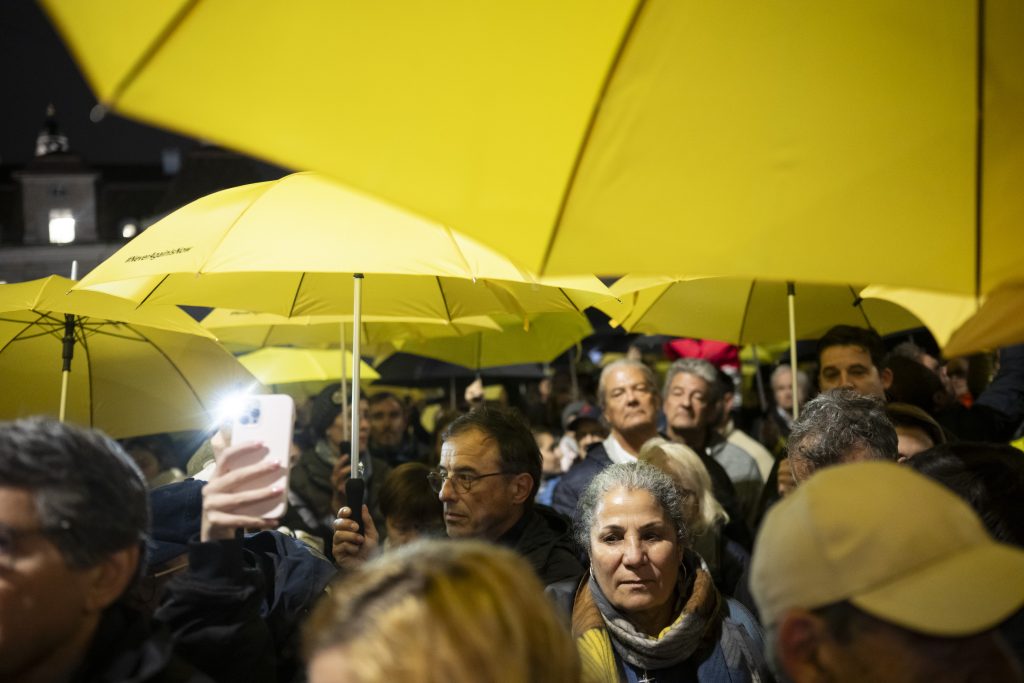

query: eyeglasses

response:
[0,521,69,569]
[427,469,510,494]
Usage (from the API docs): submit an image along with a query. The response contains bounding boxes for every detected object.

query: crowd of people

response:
[2,323,1024,682]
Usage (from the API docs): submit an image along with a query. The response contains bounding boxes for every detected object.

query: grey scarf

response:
[589,551,720,672]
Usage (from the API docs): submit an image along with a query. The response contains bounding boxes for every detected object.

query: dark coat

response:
[71,604,213,683]
[512,505,584,586]
[551,443,613,519]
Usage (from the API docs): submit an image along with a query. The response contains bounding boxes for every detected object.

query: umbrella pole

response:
[569,345,580,401]
[339,322,349,441]
[787,282,799,421]
[346,274,366,534]
[59,260,79,422]
[59,314,75,422]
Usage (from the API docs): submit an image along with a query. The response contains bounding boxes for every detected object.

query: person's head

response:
[662,358,724,438]
[304,539,580,683]
[787,389,897,484]
[640,441,728,540]
[367,392,407,449]
[434,407,539,541]
[531,427,562,476]
[816,325,892,399]
[771,365,810,412]
[378,463,445,548]
[309,384,369,450]
[562,401,607,450]
[751,462,1024,683]
[908,443,1024,547]
[575,462,687,635]
[0,418,150,681]
[884,402,946,462]
[597,359,661,441]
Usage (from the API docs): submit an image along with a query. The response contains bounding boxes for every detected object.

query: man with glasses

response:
[0,418,211,682]
[336,406,582,587]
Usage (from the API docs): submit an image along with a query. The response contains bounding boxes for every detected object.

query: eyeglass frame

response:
[0,520,71,568]
[427,468,513,494]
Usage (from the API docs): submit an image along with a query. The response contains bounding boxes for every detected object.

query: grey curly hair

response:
[574,461,687,554]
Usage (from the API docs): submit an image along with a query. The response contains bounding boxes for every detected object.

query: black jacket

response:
[551,443,613,520]
[71,604,213,683]
[502,505,584,587]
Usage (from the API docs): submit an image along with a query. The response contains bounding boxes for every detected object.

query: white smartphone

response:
[225,394,295,519]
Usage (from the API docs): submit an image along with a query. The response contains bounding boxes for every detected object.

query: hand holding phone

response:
[219,394,294,520]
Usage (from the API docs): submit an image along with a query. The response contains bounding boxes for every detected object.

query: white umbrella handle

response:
[347,274,366,535]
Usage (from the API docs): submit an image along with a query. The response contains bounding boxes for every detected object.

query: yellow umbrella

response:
[72,173,612,320]
[201,309,501,355]
[44,2,1024,293]
[0,276,257,438]
[237,347,379,386]
[862,283,1024,358]
[602,276,922,344]
[384,312,592,370]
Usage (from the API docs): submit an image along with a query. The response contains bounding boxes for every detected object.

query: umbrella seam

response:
[435,277,454,323]
[538,0,649,274]
[0,311,54,354]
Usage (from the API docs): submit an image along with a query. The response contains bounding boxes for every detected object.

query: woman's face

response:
[589,486,683,629]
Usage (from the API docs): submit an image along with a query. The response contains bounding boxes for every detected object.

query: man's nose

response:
[438,477,458,502]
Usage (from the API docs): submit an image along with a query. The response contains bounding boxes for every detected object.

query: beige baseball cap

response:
[750,461,1024,635]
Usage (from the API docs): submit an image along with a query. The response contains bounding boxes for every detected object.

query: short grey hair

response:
[663,358,723,403]
[574,461,687,554]
[597,359,659,409]
[787,389,897,482]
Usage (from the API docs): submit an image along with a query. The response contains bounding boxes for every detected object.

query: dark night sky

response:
[0,0,200,165]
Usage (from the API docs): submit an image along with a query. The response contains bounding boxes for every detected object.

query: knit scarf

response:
[577,551,721,674]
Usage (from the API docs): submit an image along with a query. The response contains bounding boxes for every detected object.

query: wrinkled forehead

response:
[440,429,500,469]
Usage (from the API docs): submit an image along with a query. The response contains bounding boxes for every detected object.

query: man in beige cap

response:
[751,461,1024,682]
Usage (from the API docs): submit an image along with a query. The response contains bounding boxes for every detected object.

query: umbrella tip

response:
[89,104,108,123]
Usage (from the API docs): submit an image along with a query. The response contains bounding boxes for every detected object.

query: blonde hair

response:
[639,441,729,538]
[304,539,580,683]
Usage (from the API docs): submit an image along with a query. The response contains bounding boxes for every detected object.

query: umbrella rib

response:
[287,272,307,318]
[848,286,874,329]
[135,273,171,309]
[557,288,583,314]
[93,0,202,111]
[973,0,986,299]
[435,277,454,323]
[737,281,757,344]
[0,311,61,354]
[132,327,208,412]
[537,0,649,274]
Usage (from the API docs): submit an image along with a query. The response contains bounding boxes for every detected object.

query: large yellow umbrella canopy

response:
[73,172,612,320]
[602,276,922,344]
[0,276,257,438]
[43,1,1024,293]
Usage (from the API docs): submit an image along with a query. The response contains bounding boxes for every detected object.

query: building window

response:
[48,208,76,244]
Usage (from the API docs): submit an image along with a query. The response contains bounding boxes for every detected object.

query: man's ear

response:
[777,609,830,683]
[81,544,141,613]
[509,473,534,505]
[881,366,894,390]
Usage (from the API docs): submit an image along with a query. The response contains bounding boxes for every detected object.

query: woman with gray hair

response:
[640,442,749,597]
[568,461,771,682]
